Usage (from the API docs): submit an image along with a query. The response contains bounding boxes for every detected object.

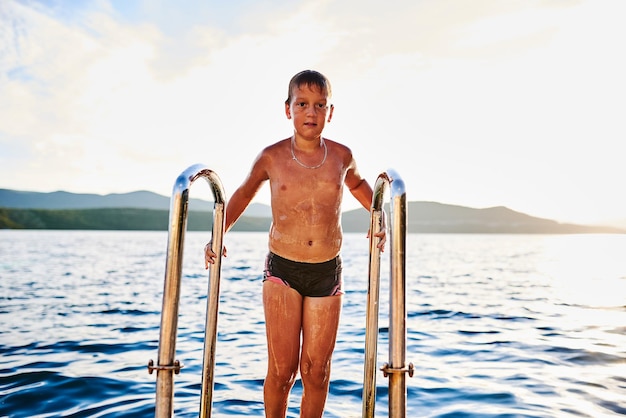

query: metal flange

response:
[147,359,184,375]
[380,362,414,378]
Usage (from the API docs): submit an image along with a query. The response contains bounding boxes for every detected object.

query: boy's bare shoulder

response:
[251,138,289,166]
[259,137,290,156]
[325,137,353,163]
[326,137,350,150]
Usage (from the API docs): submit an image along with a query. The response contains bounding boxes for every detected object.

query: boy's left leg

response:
[299,294,343,418]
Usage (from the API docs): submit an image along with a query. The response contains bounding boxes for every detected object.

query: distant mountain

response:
[0,188,270,217]
[342,202,624,234]
[0,189,172,210]
[0,188,623,233]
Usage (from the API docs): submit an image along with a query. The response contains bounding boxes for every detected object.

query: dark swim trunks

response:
[263,252,343,297]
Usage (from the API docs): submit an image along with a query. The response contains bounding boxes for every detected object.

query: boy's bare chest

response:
[270,165,343,209]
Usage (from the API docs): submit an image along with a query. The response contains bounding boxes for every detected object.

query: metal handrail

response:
[148,163,226,418]
[362,169,413,418]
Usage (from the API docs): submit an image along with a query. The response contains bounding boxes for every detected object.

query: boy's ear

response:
[327,104,334,122]
[285,102,292,119]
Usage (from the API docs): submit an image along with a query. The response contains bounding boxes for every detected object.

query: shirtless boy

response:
[205,70,385,417]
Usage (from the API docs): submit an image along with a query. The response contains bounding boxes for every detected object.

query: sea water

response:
[1,230,625,417]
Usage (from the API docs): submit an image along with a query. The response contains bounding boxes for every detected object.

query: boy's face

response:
[285,84,334,140]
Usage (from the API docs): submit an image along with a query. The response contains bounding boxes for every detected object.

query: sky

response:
[1,0,625,227]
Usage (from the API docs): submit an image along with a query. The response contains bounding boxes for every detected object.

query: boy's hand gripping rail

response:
[362,169,413,418]
[148,163,226,418]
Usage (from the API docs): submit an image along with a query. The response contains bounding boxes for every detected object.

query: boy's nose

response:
[307,106,323,116]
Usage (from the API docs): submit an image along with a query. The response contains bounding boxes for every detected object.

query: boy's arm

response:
[345,165,386,251]
[347,177,374,211]
[224,151,270,233]
[344,156,373,211]
[205,152,269,268]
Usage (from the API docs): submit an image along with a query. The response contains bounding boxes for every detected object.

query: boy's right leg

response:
[299,294,342,418]
[263,280,303,417]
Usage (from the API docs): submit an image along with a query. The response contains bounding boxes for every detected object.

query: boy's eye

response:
[293,102,328,112]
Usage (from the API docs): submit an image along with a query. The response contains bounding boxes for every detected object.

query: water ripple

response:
[1,231,625,417]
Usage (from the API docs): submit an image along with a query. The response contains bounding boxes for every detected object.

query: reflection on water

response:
[1,231,625,417]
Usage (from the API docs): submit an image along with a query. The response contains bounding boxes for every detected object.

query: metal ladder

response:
[148,165,411,417]
[147,163,226,418]
[362,169,413,418]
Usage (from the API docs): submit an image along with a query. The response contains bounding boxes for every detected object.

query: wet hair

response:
[285,70,332,105]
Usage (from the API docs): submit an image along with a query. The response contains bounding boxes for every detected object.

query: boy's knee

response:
[267,364,298,387]
[300,359,330,388]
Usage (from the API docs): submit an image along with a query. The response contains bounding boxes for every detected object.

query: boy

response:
[205,70,385,417]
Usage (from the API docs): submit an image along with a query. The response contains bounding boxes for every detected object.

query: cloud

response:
[1,0,625,225]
